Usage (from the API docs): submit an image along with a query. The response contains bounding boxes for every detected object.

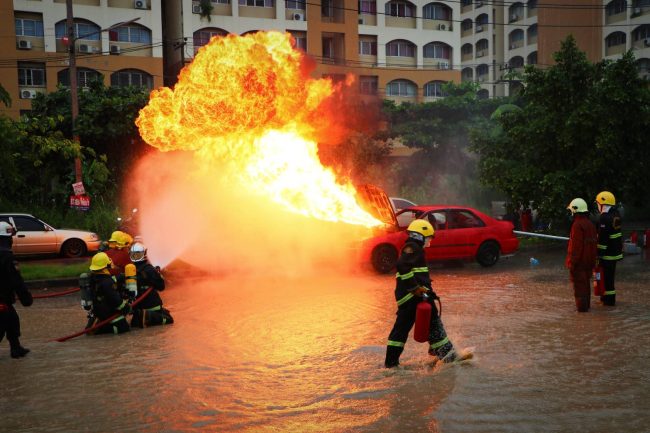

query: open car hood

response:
[356,184,398,228]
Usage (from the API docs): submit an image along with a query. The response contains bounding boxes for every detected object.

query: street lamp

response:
[65,0,140,183]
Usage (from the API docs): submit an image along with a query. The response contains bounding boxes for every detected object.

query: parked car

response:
[356,186,519,273]
[0,213,101,258]
[389,197,418,227]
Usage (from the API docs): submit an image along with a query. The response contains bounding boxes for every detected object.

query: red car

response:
[357,186,519,273]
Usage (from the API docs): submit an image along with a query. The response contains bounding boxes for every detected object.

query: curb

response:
[25,278,78,290]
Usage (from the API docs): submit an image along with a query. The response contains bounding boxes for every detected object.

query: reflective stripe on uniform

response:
[602,254,623,260]
[604,290,616,295]
[387,340,405,348]
[117,300,127,310]
[396,271,414,280]
[413,267,429,273]
[597,244,607,250]
[397,292,414,306]
[429,336,449,350]
[146,305,162,312]
[111,315,125,324]
[609,233,622,239]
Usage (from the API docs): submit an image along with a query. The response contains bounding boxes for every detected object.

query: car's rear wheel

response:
[371,245,398,274]
[61,239,87,258]
[476,241,500,267]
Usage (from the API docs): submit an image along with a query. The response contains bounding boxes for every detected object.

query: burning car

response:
[356,185,519,273]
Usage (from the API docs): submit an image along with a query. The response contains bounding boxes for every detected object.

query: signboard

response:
[70,194,91,211]
[72,181,86,196]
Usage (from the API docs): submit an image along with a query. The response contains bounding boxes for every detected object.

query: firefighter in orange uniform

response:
[595,191,623,306]
[385,219,457,368]
[565,198,598,312]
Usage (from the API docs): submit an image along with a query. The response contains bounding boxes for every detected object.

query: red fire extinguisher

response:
[593,265,605,296]
[414,294,431,343]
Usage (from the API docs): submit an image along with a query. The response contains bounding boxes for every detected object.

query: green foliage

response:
[472,36,650,222]
[0,83,11,108]
[199,0,214,20]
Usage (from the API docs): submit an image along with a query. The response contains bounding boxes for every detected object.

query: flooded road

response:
[3,246,650,433]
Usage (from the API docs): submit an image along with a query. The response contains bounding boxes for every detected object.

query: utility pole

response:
[66,0,82,183]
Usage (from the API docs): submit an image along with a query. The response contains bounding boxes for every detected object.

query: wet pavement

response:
[2,246,650,433]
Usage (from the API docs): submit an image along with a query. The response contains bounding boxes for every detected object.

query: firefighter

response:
[0,221,33,358]
[595,191,623,306]
[385,219,457,368]
[565,198,598,312]
[87,252,131,334]
[129,242,173,328]
[105,231,133,276]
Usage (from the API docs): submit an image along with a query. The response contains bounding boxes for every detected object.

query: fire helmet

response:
[90,252,113,271]
[567,198,589,214]
[595,191,616,206]
[117,232,134,249]
[108,231,124,245]
[407,219,435,242]
[0,221,16,237]
[129,242,147,263]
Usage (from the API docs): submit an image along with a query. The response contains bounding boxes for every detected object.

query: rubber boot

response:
[385,345,403,368]
[8,337,30,359]
[601,294,615,306]
[575,296,590,312]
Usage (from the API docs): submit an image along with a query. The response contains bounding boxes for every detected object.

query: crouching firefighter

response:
[385,219,457,368]
[84,252,131,334]
[128,242,173,328]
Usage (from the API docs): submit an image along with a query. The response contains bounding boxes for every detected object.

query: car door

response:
[423,210,450,261]
[445,209,486,258]
[11,215,58,254]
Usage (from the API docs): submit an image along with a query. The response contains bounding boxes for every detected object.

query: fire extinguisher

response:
[414,292,441,343]
[593,265,605,296]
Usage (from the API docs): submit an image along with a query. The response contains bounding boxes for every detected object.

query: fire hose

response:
[513,230,569,241]
[32,287,80,299]
[53,287,153,342]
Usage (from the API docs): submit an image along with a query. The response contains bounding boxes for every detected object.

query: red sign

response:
[72,181,85,196]
[70,194,91,211]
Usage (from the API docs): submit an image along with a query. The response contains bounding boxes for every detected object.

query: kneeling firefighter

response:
[128,242,173,328]
[83,252,131,334]
[384,219,457,368]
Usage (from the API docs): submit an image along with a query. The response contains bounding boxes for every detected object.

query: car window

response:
[393,199,414,210]
[447,210,485,229]
[13,216,47,232]
[427,211,446,231]
[0,216,10,224]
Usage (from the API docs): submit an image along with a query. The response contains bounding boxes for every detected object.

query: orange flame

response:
[136,31,381,227]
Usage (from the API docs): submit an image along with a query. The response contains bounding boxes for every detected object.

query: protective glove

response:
[18,290,33,307]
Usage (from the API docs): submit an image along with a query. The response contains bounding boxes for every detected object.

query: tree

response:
[0,84,11,108]
[472,36,650,222]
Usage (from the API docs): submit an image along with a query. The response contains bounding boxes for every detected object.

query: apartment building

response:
[1,0,164,120]
[460,0,650,98]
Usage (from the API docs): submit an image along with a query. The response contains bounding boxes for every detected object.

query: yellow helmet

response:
[567,198,588,214]
[595,191,616,206]
[108,231,124,245]
[407,219,435,238]
[89,252,113,271]
[117,232,134,249]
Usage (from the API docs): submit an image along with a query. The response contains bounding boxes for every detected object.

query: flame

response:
[136,31,381,228]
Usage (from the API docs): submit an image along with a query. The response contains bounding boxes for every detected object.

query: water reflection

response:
[2,248,650,432]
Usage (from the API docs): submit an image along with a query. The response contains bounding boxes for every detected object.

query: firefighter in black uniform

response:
[129,242,173,327]
[595,191,623,306]
[385,219,457,368]
[0,221,33,358]
[88,252,131,334]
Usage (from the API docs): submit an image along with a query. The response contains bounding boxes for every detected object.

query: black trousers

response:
[0,305,21,342]
[131,307,174,328]
[92,315,130,335]
[385,296,454,367]
[601,260,617,306]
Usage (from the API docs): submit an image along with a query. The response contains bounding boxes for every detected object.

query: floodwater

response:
[3,246,650,433]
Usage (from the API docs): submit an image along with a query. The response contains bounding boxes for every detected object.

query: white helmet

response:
[129,242,147,262]
[567,198,589,214]
[0,221,16,237]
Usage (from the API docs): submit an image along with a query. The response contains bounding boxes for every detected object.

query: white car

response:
[389,197,418,227]
[0,213,101,257]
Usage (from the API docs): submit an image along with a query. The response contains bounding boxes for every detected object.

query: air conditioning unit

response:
[438,24,446,30]
[192,4,203,13]
[438,61,450,69]
[134,0,147,9]
[358,17,365,24]
[18,39,32,50]
[110,45,121,54]
[293,12,304,20]
[21,89,37,99]
[78,44,91,53]
[476,25,483,32]
[510,14,518,22]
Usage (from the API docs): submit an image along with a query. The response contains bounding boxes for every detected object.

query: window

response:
[510,56,524,68]
[447,210,484,229]
[476,13,488,26]
[58,68,101,88]
[427,212,446,231]
[424,42,450,59]
[461,19,473,31]
[606,32,626,47]
[55,21,100,41]
[385,1,415,17]
[424,81,446,97]
[359,40,377,55]
[286,0,305,8]
[527,51,538,65]
[634,25,650,41]
[213,0,231,3]
[13,216,46,232]
[510,29,524,43]
[239,0,274,7]
[359,76,378,94]
[322,0,334,16]
[637,58,650,72]
[423,4,450,20]
[15,18,44,37]
[386,79,416,96]
[359,0,377,14]
[110,70,153,89]
[527,0,537,8]
[18,63,46,87]
[462,67,473,81]
[527,24,537,39]
[477,89,489,99]
[476,64,489,76]
[386,40,415,57]
[289,32,307,50]
[476,39,488,52]
[461,0,472,6]
[606,0,627,15]
[462,44,472,55]
[109,25,152,44]
[193,29,228,48]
